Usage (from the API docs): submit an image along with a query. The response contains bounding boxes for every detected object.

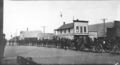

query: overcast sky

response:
[4,0,120,39]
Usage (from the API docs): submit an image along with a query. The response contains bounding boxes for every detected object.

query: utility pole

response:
[41,26,46,34]
[102,18,107,37]
[73,16,74,21]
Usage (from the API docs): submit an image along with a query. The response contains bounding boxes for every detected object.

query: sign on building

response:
[89,31,98,40]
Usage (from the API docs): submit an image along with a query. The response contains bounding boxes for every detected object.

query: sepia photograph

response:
[0,0,120,65]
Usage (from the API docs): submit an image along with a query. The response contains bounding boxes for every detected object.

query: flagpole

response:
[60,11,63,25]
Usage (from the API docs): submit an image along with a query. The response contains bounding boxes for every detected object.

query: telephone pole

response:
[102,18,107,37]
[41,26,46,34]
[73,16,74,21]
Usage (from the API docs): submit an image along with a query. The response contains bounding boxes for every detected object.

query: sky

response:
[4,0,120,39]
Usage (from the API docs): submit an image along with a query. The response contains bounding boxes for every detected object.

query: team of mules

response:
[9,36,120,54]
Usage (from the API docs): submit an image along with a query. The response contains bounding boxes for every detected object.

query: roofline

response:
[55,28,73,31]
[88,21,115,26]
[73,19,88,23]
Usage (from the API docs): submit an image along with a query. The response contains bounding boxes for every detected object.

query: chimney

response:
[63,22,65,25]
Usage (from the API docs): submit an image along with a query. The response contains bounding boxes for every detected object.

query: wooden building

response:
[19,31,42,40]
[88,20,120,39]
[19,31,55,40]
[55,19,89,40]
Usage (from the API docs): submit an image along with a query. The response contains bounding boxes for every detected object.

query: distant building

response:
[38,33,55,40]
[19,31,55,40]
[19,31,42,40]
[55,19,89,40]
[88,20,120,39]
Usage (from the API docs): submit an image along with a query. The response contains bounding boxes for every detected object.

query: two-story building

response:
[54,19,89,40]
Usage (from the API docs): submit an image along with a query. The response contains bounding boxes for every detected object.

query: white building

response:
[19,31,42,40]
[55,19,89,40]
[37,33,55,40]
[19,31,55,40]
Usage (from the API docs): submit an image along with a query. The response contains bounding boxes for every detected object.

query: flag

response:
[60,11,62,18]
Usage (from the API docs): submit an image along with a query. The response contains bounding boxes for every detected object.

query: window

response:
[84,26,86,33]
[80,26,83,33]
[76,26,79,33]
[64,30,66,33]
[76,26,79,30]
[60,30,62,34]
[68,29,70,33]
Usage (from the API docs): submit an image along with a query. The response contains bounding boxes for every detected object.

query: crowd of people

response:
[8,36,120,54]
